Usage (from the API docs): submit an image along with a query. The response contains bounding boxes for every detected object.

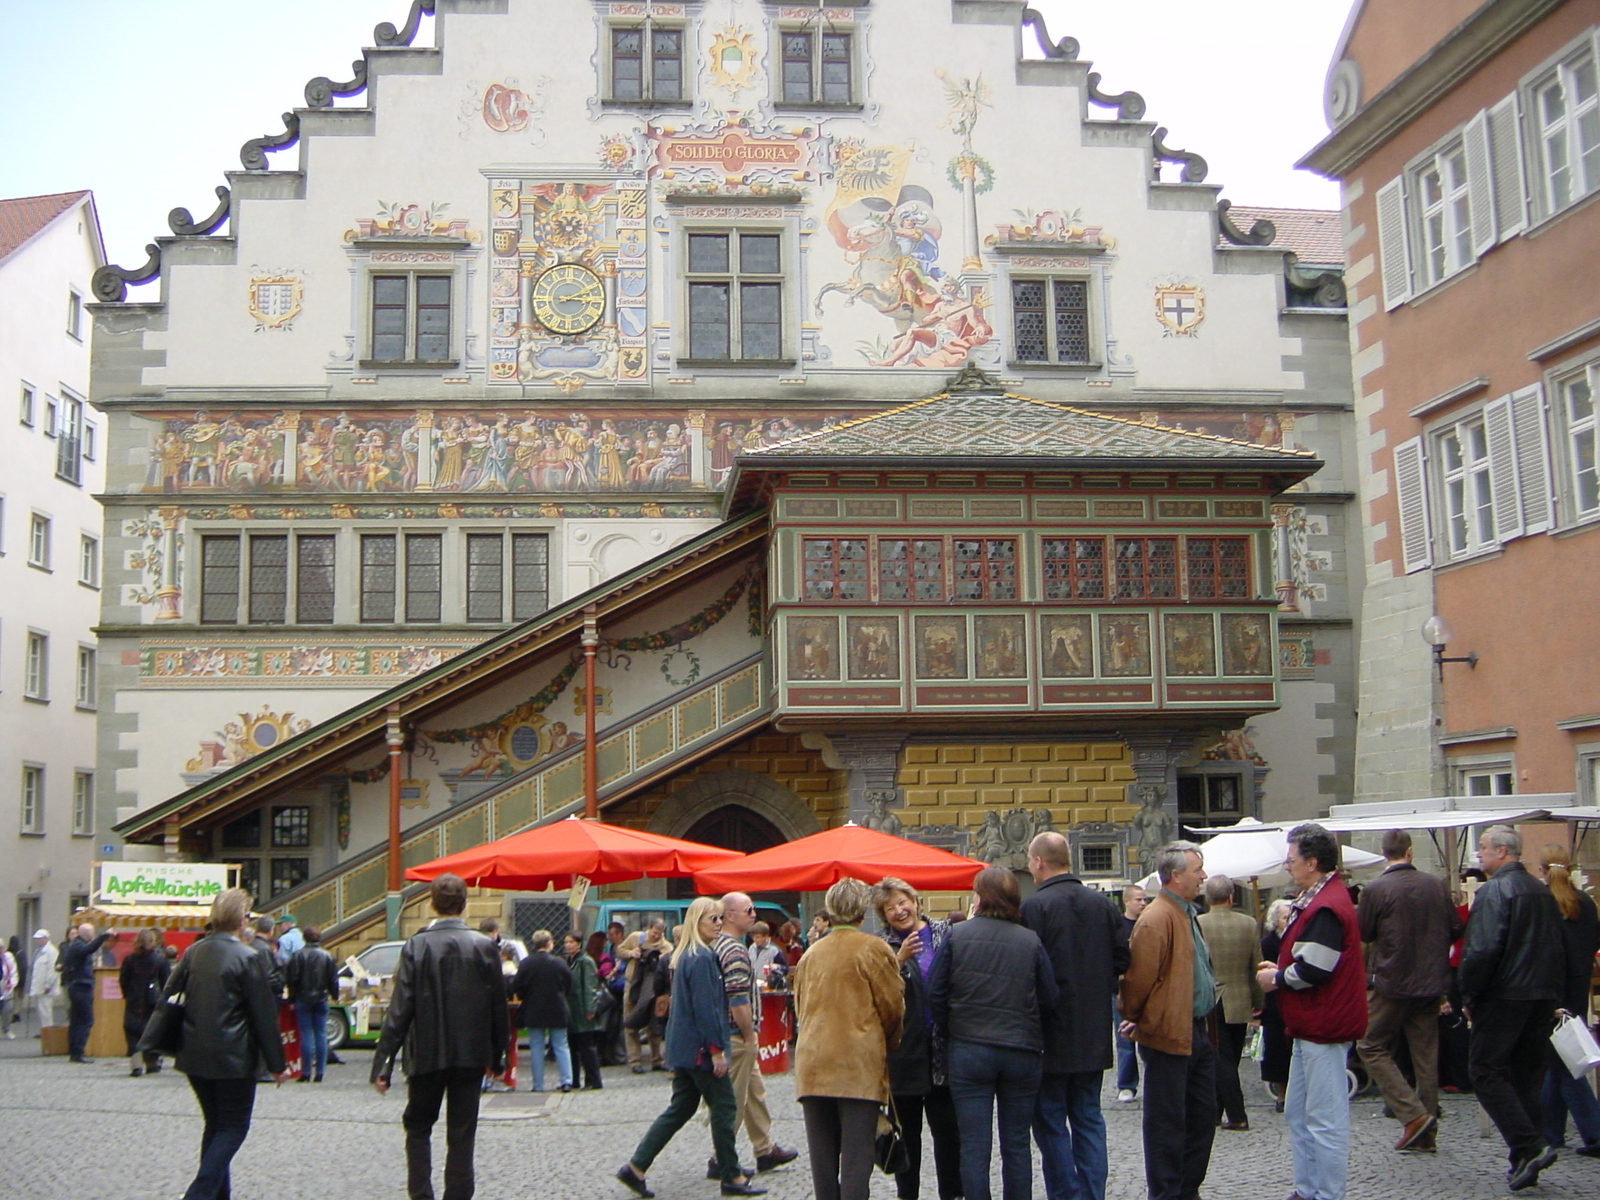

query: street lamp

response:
[1421,615,1477,680]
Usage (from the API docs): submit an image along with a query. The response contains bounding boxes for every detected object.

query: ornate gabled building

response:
[93,0,1359,933]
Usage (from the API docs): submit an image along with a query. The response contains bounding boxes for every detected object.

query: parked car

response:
[324,935,525,1049]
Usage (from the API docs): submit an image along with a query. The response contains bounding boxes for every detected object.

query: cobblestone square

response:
[5,1037,1596,1200]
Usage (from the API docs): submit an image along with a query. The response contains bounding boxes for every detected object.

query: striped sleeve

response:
[1279,908,1343,991]
[714,935,753,1007]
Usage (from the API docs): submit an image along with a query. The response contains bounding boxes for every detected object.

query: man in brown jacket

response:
[1355,828,1462,1153]
[1119,841,1217,1200]
[1198,874,1263,1131]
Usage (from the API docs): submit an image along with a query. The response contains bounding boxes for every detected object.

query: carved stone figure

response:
[972,807,1054,869]
[1130,783,1176,869]
[972,810,1006,863]
[862,790,904,838]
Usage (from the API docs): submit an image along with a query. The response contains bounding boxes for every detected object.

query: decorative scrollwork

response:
[1152,127,1208,183]
[240,112,301,171]
[1021,7,1079,60]
[168,186,231,237]
[1217,199,1276,247]
[375,0,436,47]
[1284,253,1348,308]
[305,60,369,108]
[91,244,162,303]
[1086,72,1146,121]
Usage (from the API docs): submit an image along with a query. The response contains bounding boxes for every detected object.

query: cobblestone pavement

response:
[4,1035,1597,1199]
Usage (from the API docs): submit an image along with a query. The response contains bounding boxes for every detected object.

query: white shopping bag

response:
[1550,1011,1600,1080]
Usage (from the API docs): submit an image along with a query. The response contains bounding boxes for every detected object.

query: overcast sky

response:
[0,0,1350,268]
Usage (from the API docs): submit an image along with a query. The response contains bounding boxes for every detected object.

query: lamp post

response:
[385,704,404,939]
[1421,615,1478,681]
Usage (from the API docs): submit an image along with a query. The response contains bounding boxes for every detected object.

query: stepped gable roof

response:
[1222,205,1344,265]
[0,190,90,265]
[114,511,769,844]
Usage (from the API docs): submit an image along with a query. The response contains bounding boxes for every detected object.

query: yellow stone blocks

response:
[891,741,1136,835]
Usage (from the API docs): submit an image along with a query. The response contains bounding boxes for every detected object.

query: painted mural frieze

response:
[184,708,313,774]
[141,639,470,687]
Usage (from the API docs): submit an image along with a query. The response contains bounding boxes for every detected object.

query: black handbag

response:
[874,1097,911,1175]
[136,959,189,1056]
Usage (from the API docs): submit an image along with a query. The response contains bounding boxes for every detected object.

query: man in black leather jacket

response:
[372,873,510,1200]
[1459,825,1563,1190]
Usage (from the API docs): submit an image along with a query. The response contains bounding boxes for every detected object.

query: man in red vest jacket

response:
[1256,823,1366,1200]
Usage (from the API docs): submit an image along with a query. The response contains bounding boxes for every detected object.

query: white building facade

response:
[0,190,107,943]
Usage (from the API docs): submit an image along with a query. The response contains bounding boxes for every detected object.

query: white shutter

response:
[1463,110,1497,256]
[1483,394,1523,542]
[1376,177,1413,310]
[1393,435,1433,572]
[1487,93,1528,240]
[1510,383,1554,533]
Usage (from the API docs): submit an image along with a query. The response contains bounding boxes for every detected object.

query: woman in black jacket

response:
[120,928,170,1076]
[1537,846,1600,1153]
[930,866,1058,1200]
[158,888,288,1200]
[873,877,961,1200]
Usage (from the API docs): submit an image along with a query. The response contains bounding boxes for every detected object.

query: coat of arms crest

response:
[1154,282,1205,337]
[246,275,302,332]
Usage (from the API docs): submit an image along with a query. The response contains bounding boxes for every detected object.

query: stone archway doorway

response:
[667,803,796,915]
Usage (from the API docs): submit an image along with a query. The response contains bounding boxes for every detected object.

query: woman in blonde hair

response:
[617,897,766,1199]
[793,877,905,1200]
[1535,845,1600,1154]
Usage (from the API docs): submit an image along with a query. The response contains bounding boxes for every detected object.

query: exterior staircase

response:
[270,653,769,958]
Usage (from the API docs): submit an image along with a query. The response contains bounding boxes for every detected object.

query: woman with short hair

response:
[872,878,960,1200]
[793,877,906,1200]
[563,931,605,1090]
[617,897,766,1199]
[156,887,288,1200]
[120,928,170,1076]
[930,865,1058,1200]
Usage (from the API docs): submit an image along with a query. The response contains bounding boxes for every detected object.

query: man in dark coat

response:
[510,929,574,1092]
[1459,825,1564,1191]
[1022,831,1130,1200]
[60,922,115,1063]
[372,874,510,1200]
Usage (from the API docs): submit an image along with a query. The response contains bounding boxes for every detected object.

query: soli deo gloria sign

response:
[98,862,228,903]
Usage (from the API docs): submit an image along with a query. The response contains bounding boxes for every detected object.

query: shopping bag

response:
[1246,1026,1264,1062]
[1550,1010,1600,1080]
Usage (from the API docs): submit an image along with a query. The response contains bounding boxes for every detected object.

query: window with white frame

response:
[777,26,856,106]
[27,514,50,569]
[1414,143,1474,287]
[368,274,454,364]
[78,535,98,587]
[75,645,95,708]
[1461,766,1515,796]
[54,394,83,484]
[42,397,57,438]
[606,19,686,103]
[1438,417,1496,556]
[82,420,96,461]
[19,384,35,427]
[1578,742,1600,805]
[1011,276,1093,364]
[683,229,787,362]
[21,766,44,834]
[66,289,83,340]
[1531,45,1600,215]
[1556,363,1599,519]
[24,632,47,700]
[72,772,93,836]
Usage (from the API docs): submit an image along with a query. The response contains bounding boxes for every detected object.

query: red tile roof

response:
[1223,205,1345,266]
[0,190,90,265]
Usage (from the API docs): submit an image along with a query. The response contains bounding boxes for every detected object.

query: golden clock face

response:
[530,263,605,335]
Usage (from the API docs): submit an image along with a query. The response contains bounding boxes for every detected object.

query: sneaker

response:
[1117,1088,1137,1103]
[756,1147,799,1173]
[1509,1145,1557,1192]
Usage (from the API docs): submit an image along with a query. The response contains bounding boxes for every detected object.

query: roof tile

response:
[1222,205,1344,265]
[0,190,90,264]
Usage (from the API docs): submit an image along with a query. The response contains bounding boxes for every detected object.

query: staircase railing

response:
[280,654,769,938]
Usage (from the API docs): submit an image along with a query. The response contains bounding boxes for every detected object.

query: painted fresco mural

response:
[138,409,852,494]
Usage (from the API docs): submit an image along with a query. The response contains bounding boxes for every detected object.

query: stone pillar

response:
[414,410,436,491]
[830,733,908,826]
[1120,730,1189,874]
[154,506,183,621]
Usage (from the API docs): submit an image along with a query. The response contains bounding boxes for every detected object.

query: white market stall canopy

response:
[1139,818,1385,891]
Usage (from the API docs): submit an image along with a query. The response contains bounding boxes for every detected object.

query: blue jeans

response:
[526,1025,572,1090]
[1541,1052,1600,1149]
[294,999,328,1079]
[947,1038,1042,1200]
[183,1076,257,1200]
[1286,1039,1350,1200]
[1033,1070,1107,1200]
[1114,1001,1139,1093]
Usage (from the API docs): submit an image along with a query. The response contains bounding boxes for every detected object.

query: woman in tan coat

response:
[792,877,905,1200]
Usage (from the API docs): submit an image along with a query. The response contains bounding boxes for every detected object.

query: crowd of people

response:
[21,816,1597,1200]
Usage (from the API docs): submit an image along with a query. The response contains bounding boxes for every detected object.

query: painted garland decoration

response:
[659,647,702,687]
[947,152,995,196]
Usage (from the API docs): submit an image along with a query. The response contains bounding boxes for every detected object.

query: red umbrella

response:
[404,816,743,891]
[691,822,986,894]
